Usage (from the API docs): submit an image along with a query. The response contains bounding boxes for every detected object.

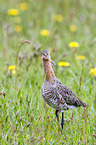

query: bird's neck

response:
[43,60,55,81]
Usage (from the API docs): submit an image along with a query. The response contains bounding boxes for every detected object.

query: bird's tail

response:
[81,101,88,107]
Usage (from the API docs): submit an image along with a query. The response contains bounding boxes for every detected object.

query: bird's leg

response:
[55,110,59,121]
[55,110,61,134]
[61,112,64,129]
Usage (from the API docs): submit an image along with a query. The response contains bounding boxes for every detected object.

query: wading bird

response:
[41,50,87,129]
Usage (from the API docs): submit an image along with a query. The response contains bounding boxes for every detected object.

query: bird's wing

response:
[56,79,84,107]
[51,87,69,110]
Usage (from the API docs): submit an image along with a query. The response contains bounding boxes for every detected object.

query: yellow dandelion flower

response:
[89,68,96,76]
[53,14,63,22]
[15,25,22,32]
[19,3,28,11]
[69,42,79,48]
[76,55,86,60]
[58,62,70,67]
[8,65,15,70]
[69,25,77,32]
[40,29,50,36]
[8,9,19,16]
[14,17,21,23]
[11,70,17,74]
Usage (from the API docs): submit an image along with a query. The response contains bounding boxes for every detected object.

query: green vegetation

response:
[0,0,96,144]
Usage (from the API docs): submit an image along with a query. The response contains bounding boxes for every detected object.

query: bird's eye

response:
[43,52,47,57]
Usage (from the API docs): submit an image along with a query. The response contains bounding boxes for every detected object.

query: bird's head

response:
[42,50,56,66]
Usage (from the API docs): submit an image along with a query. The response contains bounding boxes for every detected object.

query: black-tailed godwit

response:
[41,50,88,129]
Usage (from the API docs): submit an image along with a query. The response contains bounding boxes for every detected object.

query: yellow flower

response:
[69,42,79,48]
[58,62,70,67]
[89,68,96,76]
[76,55,86,60]
[40,29,50,36]
[14,17,21,23]
[8,9,19,16]
[11,70,17,74]
[69,25,77,32]
[15,25,22,32]
[8,65,16,75]
[19,3,28,11]
[8,65,15,70]
[8,65,17,75]
[53,14,63,22]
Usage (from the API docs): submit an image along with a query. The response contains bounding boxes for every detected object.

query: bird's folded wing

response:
[56,79,83,107]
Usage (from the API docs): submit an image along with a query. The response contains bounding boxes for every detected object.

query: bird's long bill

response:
[49,59,56,66]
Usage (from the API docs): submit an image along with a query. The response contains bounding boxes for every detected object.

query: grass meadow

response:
[0,0,96,144]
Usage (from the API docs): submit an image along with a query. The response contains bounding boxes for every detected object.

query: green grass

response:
[0,0,96,144]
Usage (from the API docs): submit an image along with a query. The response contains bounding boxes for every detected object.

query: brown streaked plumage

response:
[41,50,88,129]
